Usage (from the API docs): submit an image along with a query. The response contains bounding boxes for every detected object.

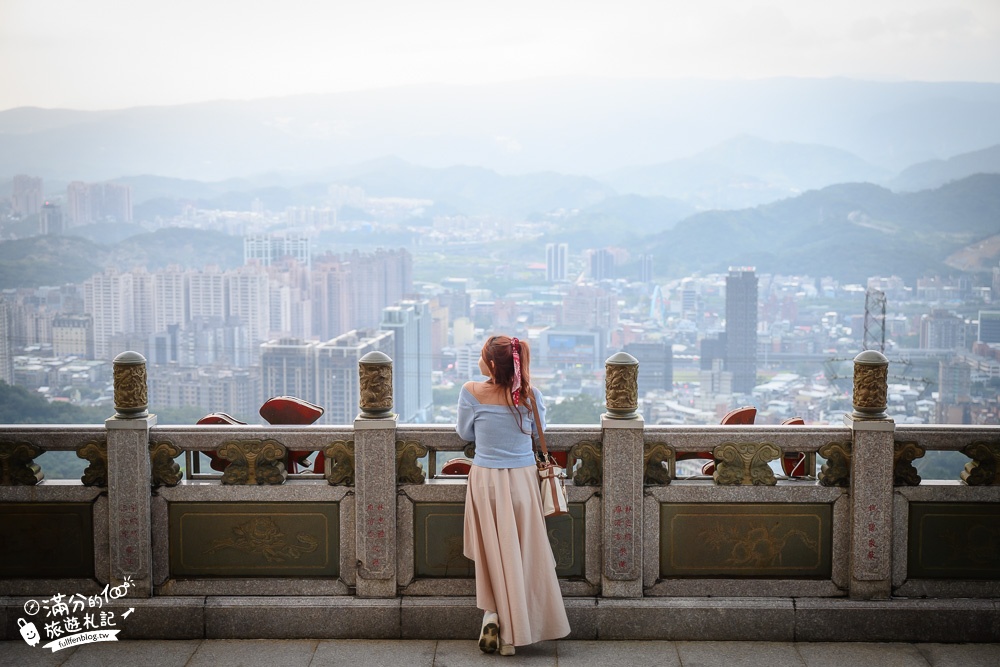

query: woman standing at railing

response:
[458,335,571,656]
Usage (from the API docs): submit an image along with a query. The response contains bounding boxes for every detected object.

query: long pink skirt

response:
[463,464,571,646]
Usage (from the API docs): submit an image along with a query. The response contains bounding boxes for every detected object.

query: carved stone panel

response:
[149,440,182,487]
[168,501,339,577]
[0,502,94,578]
[413,502,585,578]
[76,439,108,487]
[0,440,44,486]
[907,502,1000,579]
[643,442,674,486]
[324,440,355,486]
[712,442,780,486]
[660,503,833,578]
[571,440,603,486]
[217,439,288,485]
[960,441,1000,486]
[893,440,925,487]
[396,440,428,484]
[818,440,852,487]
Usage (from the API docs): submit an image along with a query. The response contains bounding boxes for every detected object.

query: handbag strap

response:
[529,397,550,460]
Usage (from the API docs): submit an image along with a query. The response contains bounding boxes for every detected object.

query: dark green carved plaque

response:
[414,502,585,578]
[660,503,832,578]
[168,502,338,577]
[0,503,94,578]
[908,502,1000,579]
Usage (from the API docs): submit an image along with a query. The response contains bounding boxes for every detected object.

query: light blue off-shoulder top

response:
[456,386,546,469]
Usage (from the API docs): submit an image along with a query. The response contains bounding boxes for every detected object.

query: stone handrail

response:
[1,348,998,614]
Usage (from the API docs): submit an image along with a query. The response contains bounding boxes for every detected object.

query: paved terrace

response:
[1,350,999,650]
[4,639,1000,666]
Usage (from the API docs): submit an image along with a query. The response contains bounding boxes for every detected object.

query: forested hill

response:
[643,174,1000,281]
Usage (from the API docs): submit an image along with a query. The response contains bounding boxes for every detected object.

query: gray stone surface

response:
[400,597,479,640]
[600,416,644,597]
[646,579,844,598]
[0,578,103,599]
[432,638,558,665]
[597,598,795,641]
[557,639,680,666]
[157,481,350,502]
[564,598,598,640]
[204,597,400,639]
[186,639,318,666]
[677,641,806,667]
[396,493,415,588]
[311,639,436,666]
[354,416,398,597]
[914,642,1000,667]
[1,639,80,665]
[795,642,929,667]
[155,578,349,597]
[794,598,998,643]
[60,639,201,666]
[849,426,894,598]
[106,415,154,597]
[115,597,206,639]
[93,495,110,586]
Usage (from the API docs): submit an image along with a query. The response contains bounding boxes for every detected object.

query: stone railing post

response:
[845,350,894,600]
[601,352,644,597]
[354,351,398,597]
[106,351,155,597]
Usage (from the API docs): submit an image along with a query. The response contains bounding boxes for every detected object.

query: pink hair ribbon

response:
[511,337,522,406]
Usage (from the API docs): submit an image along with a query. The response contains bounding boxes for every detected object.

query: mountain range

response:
[3,77,1000,182]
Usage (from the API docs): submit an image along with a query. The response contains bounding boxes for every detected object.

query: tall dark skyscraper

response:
[725,268,758,394]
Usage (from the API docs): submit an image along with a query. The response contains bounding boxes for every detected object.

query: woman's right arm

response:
[456,384,476,442]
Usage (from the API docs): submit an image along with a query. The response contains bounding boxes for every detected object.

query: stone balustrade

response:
[1,350,999,642]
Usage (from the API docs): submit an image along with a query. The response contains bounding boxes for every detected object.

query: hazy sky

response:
[2,0,999,111]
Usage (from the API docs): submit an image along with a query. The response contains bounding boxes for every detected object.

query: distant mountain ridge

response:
[644,174,1000,281]
[602,135,890,209]
[3,77,1000,181]
[890,144,1000,192]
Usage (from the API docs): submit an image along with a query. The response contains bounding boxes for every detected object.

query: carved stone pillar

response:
[107,351,154,597]
[355,352,397,597]
[845,350,894,600]
[602,352,644,597]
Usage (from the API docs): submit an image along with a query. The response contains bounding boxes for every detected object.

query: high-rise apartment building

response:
[83,269,134,360]
[381,300,433,423]
[39,202,62,235]
[260,338,317,402]
[624,340,674,395]
[725,268,758,394]
[545,243,568,282]
[978,311,1000,344]
[66,181,132,225]
[52,315,94,358]
[919,310,963,350]
[244,234,311,268]
[314,329,394,424]
[590,248,615,281]
[12,175,43,217]
[0,302,13,385]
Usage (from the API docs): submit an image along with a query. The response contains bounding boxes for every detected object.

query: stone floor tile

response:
[60,639,202,667]
[556,640,681,666]
[310,639,436,666]
[186,639,318,667]
[795,642,931,667]
[1,639,79,666]
[432,639,557,666]
[914,643,1000,667]
[676,641,806,667]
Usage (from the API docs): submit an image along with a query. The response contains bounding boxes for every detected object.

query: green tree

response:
[546,394,603,425]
